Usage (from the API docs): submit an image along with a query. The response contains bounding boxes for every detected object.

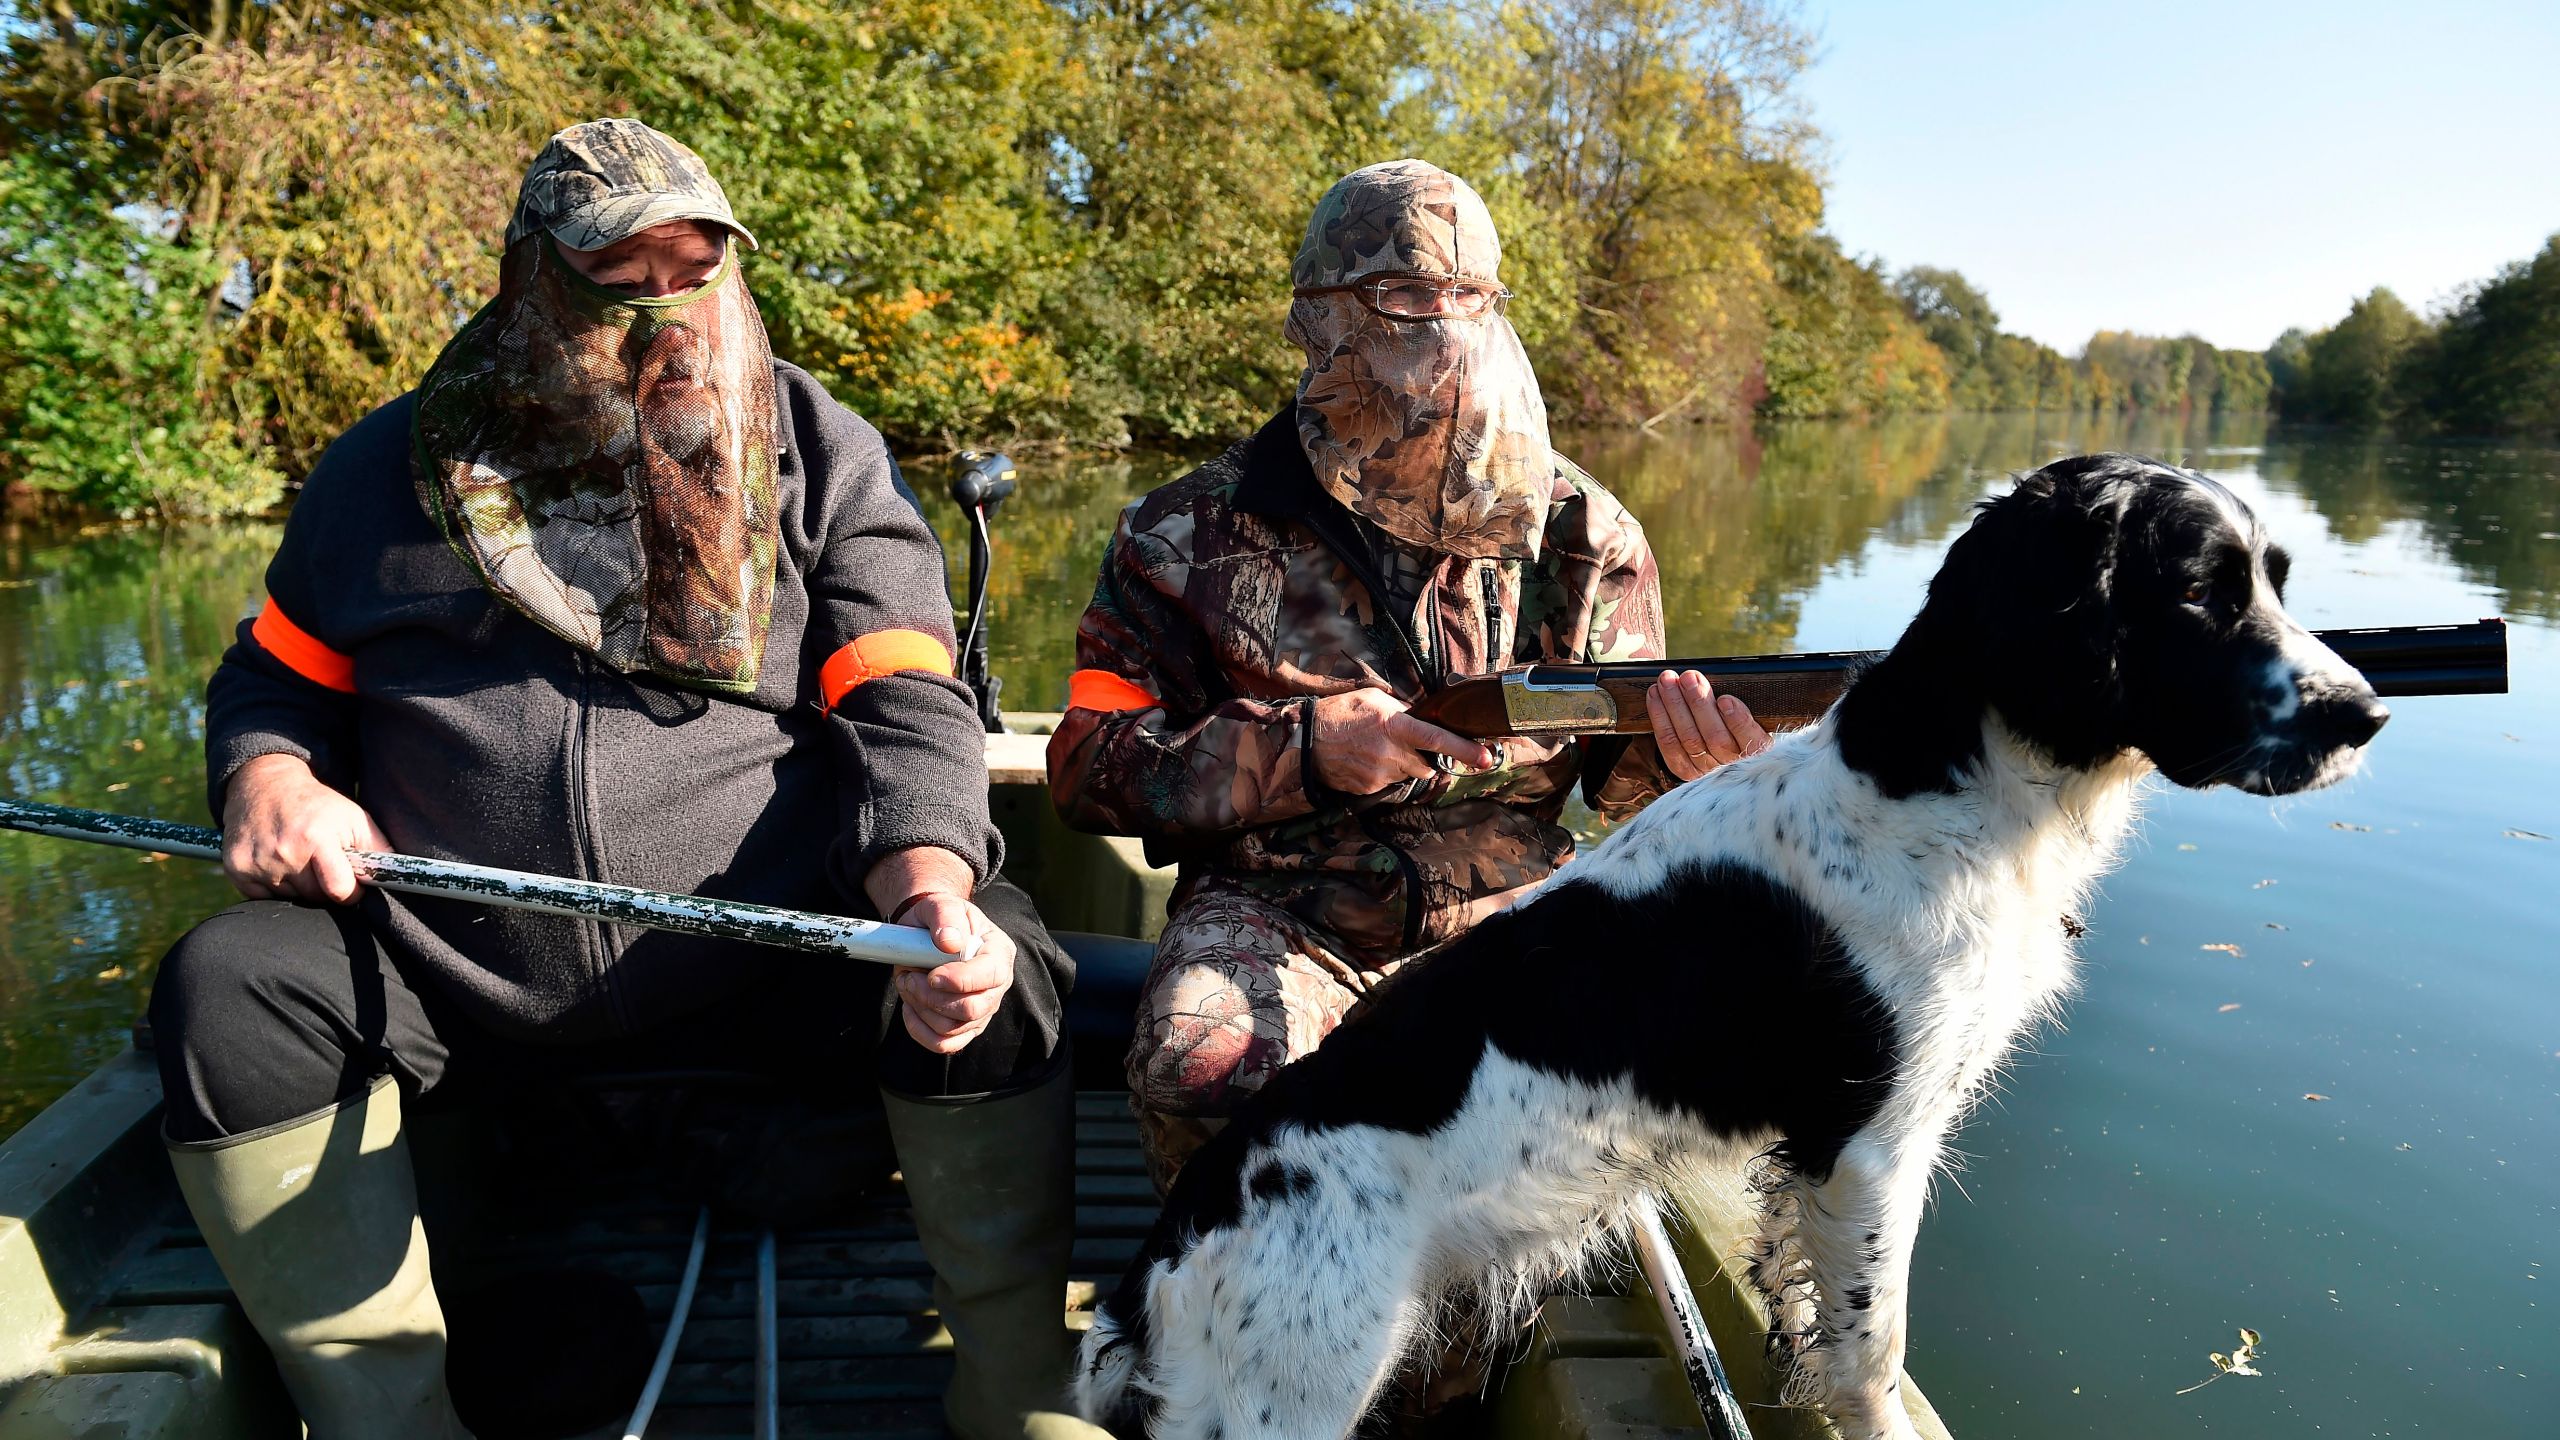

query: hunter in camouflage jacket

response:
[1046,409,1683,1177]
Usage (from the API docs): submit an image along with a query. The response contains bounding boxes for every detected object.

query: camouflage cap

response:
[506,118,759,253]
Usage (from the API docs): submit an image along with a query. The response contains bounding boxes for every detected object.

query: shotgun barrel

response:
[1408,619,2509,740]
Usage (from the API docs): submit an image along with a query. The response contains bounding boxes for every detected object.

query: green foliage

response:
[1760,233,1948,418]
[1045,0,1434,442]
[2406,236,2560,437]
[1433,0,1821,426]
[4,1,2549,517]
[553,0,1083,446]
[0,150,280,516]
[2274,286,2427,427]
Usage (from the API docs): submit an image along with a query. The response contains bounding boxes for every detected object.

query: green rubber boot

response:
[883,1068,1080,1440]
[167,1077,472,1440]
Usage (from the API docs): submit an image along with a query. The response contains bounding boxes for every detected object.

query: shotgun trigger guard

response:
[1503,669,1620,734]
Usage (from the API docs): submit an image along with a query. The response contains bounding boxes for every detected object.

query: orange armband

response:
[249,599,357,694]
[820,630,955,711]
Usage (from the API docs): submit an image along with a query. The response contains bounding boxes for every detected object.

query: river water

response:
[1,412,2551,1436]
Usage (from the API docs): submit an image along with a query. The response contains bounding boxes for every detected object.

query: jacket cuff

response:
[848,799,1005,889]
[204,731,332,824]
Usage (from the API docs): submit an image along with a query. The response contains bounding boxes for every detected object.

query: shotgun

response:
[1406,619,2509,740]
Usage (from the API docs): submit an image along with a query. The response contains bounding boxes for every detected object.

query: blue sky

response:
[1794,0,2560,352]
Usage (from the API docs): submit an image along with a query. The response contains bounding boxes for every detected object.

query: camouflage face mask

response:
[412,235,781,691]
[1286,160,1554,561]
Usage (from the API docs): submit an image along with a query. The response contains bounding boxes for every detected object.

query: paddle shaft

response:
[0,798,950,968]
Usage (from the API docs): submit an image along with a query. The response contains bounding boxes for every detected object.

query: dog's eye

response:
[2182,582,2212,607]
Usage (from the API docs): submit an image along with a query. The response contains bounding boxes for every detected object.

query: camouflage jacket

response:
[1047,412,1678,962]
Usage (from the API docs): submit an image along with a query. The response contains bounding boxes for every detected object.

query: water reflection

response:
[2260,434,2560,620]
[0,521,274,1138]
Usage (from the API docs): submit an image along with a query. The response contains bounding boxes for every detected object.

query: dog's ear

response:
[1838,460,2131,793]
[1960,462,2131,768]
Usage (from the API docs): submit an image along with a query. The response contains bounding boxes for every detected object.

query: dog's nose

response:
[2310,693,2390,749]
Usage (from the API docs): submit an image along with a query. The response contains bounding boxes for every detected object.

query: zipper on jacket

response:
[1296,506,1434,949]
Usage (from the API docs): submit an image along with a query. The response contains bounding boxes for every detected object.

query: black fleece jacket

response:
[205,361,999,1043]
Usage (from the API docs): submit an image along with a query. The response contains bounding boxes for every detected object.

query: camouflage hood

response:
[411,233,782,692]
[1286,160,1553,561]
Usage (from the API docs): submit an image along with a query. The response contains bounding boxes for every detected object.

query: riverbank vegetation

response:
[2,1,2552,518]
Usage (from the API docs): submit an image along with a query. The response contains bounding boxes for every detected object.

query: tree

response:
[1894,265,1999,369]
[1435,0,1821,426]
[2290,287,2426,426]
[2409,234,2560,436]
[1759,232,1948,418]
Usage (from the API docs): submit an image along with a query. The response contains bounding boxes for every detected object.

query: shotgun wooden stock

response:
[1406,619,2509,740]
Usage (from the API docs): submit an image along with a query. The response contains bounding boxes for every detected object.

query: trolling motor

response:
[950,450,1017,733]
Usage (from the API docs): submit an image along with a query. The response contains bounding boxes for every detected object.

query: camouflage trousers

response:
[1124,886,1397,1195]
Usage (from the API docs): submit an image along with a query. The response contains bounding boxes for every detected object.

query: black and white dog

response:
[1075,455,2389,1440]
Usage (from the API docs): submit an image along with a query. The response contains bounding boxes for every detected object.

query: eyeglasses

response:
[1292,273,1513,322]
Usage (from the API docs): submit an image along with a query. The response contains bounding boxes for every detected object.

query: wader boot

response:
[166,1077,472,1440]
[883,1067,1079,1440]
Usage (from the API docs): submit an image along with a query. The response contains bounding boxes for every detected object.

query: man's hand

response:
[1645,670,1773,783]
[1311,688,1497,796]
[220,752,393,904]
[866,846,1015,1055]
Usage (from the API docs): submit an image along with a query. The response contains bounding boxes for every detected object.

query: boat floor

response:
[92,1091,1155,1439]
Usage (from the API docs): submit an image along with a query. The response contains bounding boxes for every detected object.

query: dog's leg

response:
[1142,1151,1434,1439]
[1746,1153,1819,1361]
[1783,1133,1936,1440]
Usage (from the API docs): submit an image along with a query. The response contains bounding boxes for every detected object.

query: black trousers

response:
[149,878,1073,1144]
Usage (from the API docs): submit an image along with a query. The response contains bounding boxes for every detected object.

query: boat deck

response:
[79,1089,1150,1439]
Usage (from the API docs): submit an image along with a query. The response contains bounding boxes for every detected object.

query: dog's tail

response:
[1074,1300,1149,1435]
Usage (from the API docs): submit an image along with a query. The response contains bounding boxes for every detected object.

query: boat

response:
[0,716,1951,1439]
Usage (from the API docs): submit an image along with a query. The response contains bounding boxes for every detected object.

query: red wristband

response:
[885,892,937,927]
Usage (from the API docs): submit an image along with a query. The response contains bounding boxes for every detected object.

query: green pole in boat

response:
[0,798,954,968]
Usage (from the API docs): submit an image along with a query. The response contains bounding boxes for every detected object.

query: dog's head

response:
[1841,453,2387,796]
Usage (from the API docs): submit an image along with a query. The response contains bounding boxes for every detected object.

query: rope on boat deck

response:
[1631,1201,1754,1440]
[623,1206,714,1440]
[755,1226,781,1440]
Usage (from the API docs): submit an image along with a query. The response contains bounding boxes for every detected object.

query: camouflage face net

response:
[412,237,780,691]
[1286,159,1554,561]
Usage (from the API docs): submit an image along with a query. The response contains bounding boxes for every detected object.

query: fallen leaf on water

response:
[136,851,169,864]
[2303,1092,2331,1102]
[2201,943,2246,957]
[2330,821,2371,832]
[2177,843,2199,852]
[2505,829,2551,842]
[2218,1003,2243,1013]
[2177,1328,2267,1395]
[95,965,125,981]
[2251,878,2278,889]
[67,937,86,947]
[104,782,130,792]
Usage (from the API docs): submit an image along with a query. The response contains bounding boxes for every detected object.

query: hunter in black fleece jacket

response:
[195,359,1026,1048]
